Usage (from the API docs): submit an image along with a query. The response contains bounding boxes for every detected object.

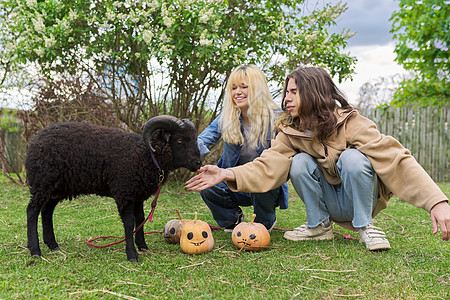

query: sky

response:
[324,0,408,105]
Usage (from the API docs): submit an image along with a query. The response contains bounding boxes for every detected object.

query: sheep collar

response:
[150,151,165,186]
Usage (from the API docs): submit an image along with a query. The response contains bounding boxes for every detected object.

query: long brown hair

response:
[276,66,352,142]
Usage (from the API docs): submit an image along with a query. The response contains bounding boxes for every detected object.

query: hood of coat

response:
[278,108,357,138]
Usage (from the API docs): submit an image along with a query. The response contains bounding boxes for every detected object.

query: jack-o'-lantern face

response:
[163,210,189,244]
[232,214,270,251]
[180,213,214,254]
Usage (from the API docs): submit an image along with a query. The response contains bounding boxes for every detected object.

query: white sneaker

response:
[283,222,333,241]
[359,223,391,251]
[267,219,277,233]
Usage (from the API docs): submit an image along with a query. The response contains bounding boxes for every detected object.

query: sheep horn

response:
[143,115,185,152]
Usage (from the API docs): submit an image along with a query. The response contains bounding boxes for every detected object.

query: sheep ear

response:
[163,132,171,143]
[143,115,183,152]
[148,130,171,152]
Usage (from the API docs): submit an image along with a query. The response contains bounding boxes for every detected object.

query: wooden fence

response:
[364,105,449,182]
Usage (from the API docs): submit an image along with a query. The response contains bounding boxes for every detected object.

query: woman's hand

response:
[430,201,450,241]
[185,165,235,191]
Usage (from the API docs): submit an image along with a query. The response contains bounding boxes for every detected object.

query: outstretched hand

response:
[430,201,450,241]
[185,165,236,192]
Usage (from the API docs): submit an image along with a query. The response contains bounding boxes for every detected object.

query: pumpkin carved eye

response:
[187,232,194,240]
[202,231,208,238]
[163,209,189,244]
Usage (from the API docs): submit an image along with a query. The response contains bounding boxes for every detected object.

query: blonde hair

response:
[220,65,277,148]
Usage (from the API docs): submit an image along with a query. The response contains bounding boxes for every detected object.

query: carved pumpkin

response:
[232,214,270,251]
[163,210,189,244]
[180,212,214,254]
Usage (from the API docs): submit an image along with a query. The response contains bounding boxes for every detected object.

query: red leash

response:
[86,185,164,248]
[209,225,354,239]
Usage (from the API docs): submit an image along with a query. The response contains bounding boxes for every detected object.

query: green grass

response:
[0,174,449,299]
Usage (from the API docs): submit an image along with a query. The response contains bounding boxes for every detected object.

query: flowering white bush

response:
[1,0,356,129]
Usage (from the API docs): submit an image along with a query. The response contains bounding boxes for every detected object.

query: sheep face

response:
[166,120,202,172]
[146,117,202,172]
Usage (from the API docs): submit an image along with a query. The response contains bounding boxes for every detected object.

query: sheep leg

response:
[27,198,43,257]
[41,198,60,250]
[133,201,149,251]
[120,203,139,262]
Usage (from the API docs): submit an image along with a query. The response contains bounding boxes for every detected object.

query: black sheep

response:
[25,115,201,262]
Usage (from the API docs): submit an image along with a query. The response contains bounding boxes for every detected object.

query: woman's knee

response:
[199,181,229,201]
[337,149,374,177]
[290,152,317,178]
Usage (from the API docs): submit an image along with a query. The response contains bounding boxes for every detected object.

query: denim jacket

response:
[197,114,289,209]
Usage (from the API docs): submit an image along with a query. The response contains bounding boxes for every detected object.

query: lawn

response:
[0,174,449,299]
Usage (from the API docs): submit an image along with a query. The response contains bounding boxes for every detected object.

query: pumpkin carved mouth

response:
[190,241,205,246]
[237,239,258,245]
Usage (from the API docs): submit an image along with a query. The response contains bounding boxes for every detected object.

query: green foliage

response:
[391,76,450,106]
[390,0,449,106]
[0,175,449,298]
[1,0,356,129]
[0,108,19,133]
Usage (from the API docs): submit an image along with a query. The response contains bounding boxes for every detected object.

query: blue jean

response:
[200,181,280,229]
[289,149,378,228]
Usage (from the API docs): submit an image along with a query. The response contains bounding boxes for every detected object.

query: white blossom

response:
[162,16,174,27]
[199,7,214,24]
[68,9,78,21]
[160,44,174,55]
[34,47,45,58]
[32,16,45,34]
[26,0,37,8]
[117,13,128,22]
[213,19,222,28]
[220,39,231,51]
[142,30,154,44]
[199,29,212,46]
[159,32,170,43]
[145,0,159,12]
[43,34,56,48]
[106,8,115,21]
[161,3,174,27]
[200,38,212,46]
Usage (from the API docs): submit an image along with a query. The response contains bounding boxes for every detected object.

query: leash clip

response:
[158,170,165,186]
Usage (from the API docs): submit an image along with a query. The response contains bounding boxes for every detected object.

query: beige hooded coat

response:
[227,108,448,217]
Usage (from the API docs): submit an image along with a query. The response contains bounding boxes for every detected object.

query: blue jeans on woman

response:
[200,180,280,229]
[289,149,378,229]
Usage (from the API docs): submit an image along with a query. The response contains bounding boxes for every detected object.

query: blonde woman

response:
[197,65,288,232]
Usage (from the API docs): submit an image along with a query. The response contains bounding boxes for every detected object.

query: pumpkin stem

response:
[251,214,256,225]
[176,209,182,220]
[194,212,198,223]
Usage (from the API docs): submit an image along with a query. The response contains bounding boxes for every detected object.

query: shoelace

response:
[362,226,387,239]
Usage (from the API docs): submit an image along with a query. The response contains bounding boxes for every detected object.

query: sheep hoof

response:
[128,258,138,262]
[29,248,42,257]
[48,244,60,251]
